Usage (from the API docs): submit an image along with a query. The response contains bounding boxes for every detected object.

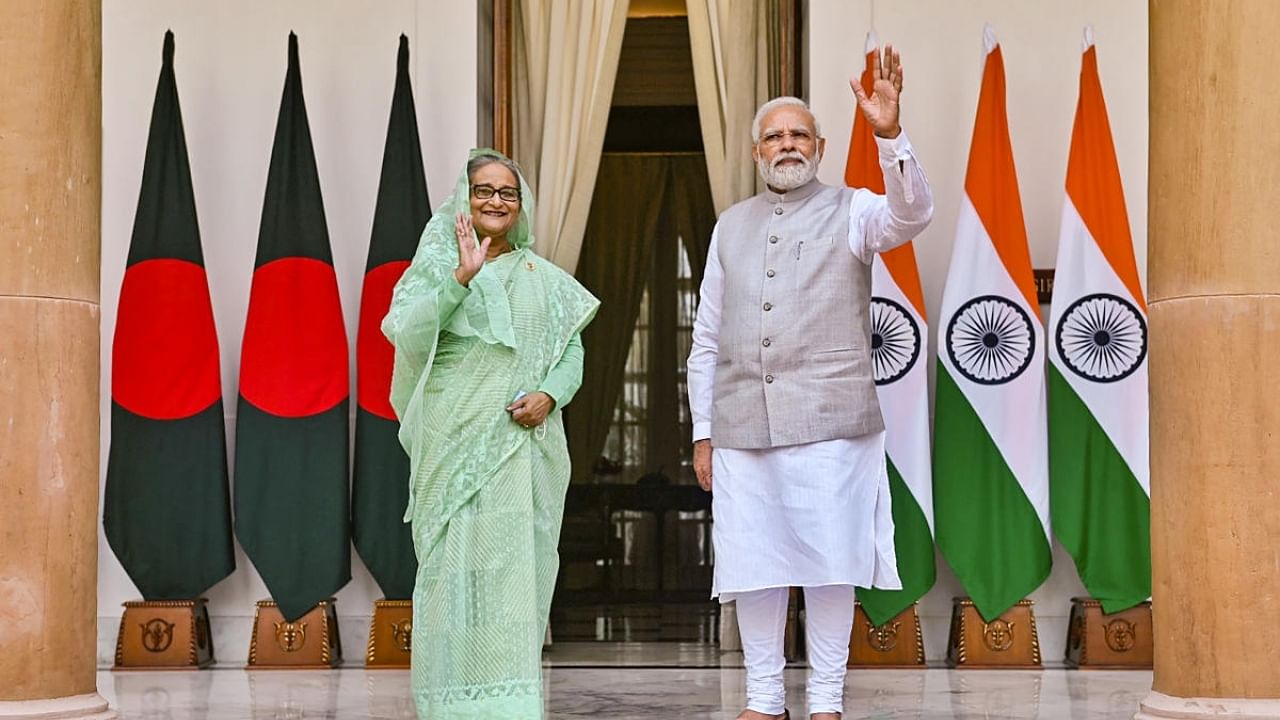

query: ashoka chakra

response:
[946,295,1036,385]
[1055,293,1147,383]
[870,296,921,386]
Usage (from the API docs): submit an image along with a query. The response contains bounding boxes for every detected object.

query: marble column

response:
[1139,1,1280,718]
[0,1,115,719]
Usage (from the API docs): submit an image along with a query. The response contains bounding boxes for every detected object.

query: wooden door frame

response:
[492,0,513,155]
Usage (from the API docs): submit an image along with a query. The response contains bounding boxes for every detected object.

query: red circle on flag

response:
[239,257,349,417]
[112,259,223,420]
[357,260,410,420]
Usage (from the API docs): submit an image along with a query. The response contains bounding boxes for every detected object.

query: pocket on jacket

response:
[794,235,839,291]
[795,234,836,259]
[809,346,870,380]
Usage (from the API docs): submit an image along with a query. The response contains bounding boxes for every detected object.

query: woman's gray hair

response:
[751,96,821,144]
[467,153,525,187]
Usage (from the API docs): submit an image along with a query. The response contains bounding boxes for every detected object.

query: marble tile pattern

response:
[98,643,1152,719]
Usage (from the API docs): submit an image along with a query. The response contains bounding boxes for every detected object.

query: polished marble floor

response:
[98,643,1152,719]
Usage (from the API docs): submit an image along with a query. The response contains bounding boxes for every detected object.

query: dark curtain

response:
[568,155,670,482]
[567,153,716,484]
[647,227,680,476]
[668,155,716,288]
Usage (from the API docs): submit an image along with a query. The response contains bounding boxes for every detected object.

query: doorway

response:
[552,13,719,643]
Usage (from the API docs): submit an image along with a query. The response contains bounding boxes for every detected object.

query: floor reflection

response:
[100,645,1152,720]
[550,602,719,642]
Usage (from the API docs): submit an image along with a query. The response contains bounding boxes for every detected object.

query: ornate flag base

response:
[847,602,926,668]
[1065,597,1153,669]
[365,599,413,668]
[246,599,342,669]
[113,599,214,670]
[946,597,1042,668]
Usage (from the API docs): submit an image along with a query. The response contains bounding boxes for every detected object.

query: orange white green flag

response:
[1048,27,1150,613]
[847,31,936,627]
[934,25,1052,622]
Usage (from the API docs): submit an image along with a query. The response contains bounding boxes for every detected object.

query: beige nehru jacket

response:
[688,130,934,450]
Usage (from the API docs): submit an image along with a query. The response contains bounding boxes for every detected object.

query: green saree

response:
[382,150,598,719]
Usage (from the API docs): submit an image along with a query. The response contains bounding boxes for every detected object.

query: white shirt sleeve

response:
[687,224,723,443]
[847,128,935,264]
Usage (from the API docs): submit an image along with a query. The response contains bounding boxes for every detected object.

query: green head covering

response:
[396,147,534,348]
[449,147,535,251]
[382,149,538,427]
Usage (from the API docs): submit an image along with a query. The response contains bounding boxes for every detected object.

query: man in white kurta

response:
[687,48,932,720]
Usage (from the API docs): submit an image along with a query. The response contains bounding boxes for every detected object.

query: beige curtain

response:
[686,0,773,214]
[513,0,629,273]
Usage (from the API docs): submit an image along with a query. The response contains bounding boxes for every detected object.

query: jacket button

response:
[765,374,774,383]
[774,207,783,215]
[766,269,775,278]
[769,235,778,244]
[762,338,771,347]
[763,302,772,311]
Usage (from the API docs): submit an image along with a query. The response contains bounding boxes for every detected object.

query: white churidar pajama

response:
[735,585,857,715]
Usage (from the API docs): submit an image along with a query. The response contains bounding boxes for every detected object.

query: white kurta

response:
[687,131,933,599]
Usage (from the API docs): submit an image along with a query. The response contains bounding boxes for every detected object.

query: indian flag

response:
[1048,28,1150,614]
[848,32,936,628]
[934,25,1051,622]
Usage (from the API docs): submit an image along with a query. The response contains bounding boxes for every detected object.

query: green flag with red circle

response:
[105,31,236,600]
[352,35,430,600]
[234,32,351,622]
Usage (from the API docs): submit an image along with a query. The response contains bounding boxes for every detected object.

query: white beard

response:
[757,150,819,191]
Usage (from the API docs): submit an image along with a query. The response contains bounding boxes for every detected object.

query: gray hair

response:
[751,96,821,144]
[467,153,525,185]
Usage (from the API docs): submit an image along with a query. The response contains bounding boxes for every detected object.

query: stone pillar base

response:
[0,693,116,719]
[1135,691,1280,719]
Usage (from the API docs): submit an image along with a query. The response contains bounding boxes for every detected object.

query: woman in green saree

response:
[382,149,599,719]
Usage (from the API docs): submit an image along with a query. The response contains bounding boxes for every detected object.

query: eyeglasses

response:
[758,129,816,147]
[472,184,521,203]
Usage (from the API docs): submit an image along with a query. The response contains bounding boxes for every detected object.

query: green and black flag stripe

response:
[234,32,351,622]
[105,31,235,601]
[352,35,430,600]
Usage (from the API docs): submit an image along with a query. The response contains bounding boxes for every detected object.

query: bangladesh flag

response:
[934,26,1052,622]
[352,35,430,601]
[847,32,936,628]
[1048,29,1150,614]
[104,31,235,600]
[234,32,351,622]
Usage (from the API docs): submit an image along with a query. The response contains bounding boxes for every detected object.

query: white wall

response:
[809,0,1148,662]
[98,0,476,666]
